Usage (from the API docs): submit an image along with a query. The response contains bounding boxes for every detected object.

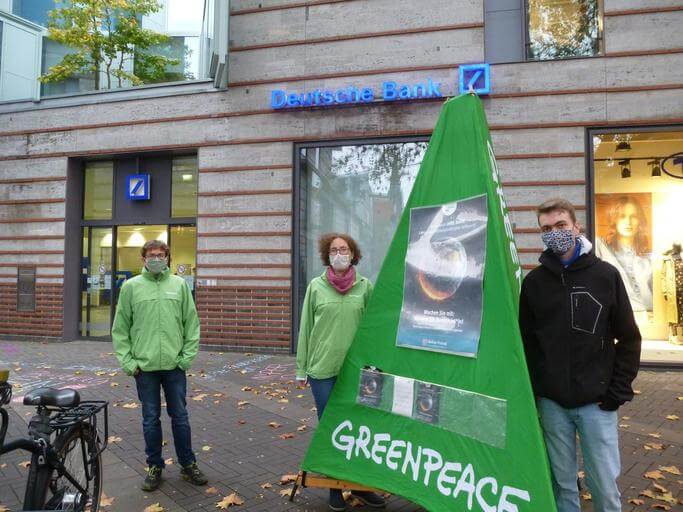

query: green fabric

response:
[296,270,373,380]
[301,95,556,512]
[112,267,200,376]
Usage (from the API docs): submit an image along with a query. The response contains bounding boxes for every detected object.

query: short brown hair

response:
[141,240,170,258]
[318,233,362,266]
[536,198,577,224]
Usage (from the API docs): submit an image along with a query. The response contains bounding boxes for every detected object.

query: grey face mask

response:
[541,229,576,255]
[145,258,168,274]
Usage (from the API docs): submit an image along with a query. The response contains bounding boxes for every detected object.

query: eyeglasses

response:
[329,247,350,255]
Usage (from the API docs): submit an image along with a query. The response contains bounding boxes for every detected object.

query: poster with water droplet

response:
[396,194,487,357]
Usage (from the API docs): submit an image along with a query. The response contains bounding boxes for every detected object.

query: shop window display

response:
[592,129,683,362]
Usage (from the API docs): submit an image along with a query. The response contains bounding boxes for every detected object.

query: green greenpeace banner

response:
[301,94,557,512]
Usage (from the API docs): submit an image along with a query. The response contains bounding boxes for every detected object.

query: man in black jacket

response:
[519,198,641,512]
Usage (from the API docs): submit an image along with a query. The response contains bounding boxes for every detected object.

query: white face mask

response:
[331,253,351,271]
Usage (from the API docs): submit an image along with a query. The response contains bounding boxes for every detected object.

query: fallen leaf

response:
[633,389,641,395]
[238,420,246,425]
[18,461,31,469]
[665,414,679,421]
[206,487,219,495]
[144,503,164,512]
[202,445,212,452]
[122,402,139,409]
[580,492,591,501]
[268,422,281,428]
[216,493,244,508]
[100,494,115,507]
[296,394,304,398]
[0,505,10,512]
[654,491,677,504]
[644,470,665,480]
[639,489,657,499]
[107,436,122,443]
[653,483,669,493]
[278,399,289,404]
[651,505,670,511]
[110,382,119,387]
[192,394,208,401]
[259,482,272,489]
[618,424,630,428]
[278,489,293,497]
[677,396,683,401]
[278,433,295,440]
[164,458,174,465]
[161,440,168,446]
[645,442,664,450]
[0,463,7,469]
[239,370,247,375]
[659,466,681,476]
[237,401,250,407]
[628,498,644,505]
[648,432,662,438]
[108,371,118,377]
[241,387,252,392]
[280,474,297,485]
[213,393,224,397]
[297,425,307,432]
[74,371,82,375]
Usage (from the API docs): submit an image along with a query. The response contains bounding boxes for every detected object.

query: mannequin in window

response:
[662,243,683,344]
[595,196,653,311]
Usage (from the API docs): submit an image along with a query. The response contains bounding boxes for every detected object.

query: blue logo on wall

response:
[269,64,491,110]
[126,174,150,201]
[459,63,490,95]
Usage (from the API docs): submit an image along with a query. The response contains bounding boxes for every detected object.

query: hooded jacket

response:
[519,237,641,409]
[112,267,200,376]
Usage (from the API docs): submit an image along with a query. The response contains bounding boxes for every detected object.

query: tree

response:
[40,0,180,90]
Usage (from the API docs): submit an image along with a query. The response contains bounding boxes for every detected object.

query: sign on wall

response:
[125,174,151,201]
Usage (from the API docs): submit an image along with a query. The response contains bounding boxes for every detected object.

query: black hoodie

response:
[519,237,642,410]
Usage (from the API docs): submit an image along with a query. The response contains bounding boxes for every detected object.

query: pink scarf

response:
[327,266,356,294]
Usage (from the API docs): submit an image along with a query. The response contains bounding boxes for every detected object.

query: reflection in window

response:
[11,0,53,27]
[301,142,427,287]
[170,225,196,291]
[83,161,113,220]
[526,0,601,61]
[171,156,198,218]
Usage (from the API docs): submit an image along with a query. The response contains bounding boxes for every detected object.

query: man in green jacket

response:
[112,240,207,491]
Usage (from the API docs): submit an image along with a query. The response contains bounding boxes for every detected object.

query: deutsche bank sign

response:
[270,64,490,110]
[126,174,150,201]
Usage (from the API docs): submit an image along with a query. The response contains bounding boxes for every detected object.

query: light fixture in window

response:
[649,160,661,177]
[182,174,193,182]
[619,160,631,178]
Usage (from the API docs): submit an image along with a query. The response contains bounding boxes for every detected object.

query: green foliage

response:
[40,0,183,90]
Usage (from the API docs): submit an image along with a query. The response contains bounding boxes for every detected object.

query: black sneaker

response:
[328,489,346,511]
[350,491,386,508]
[180,462,208,485]
[141,465,163,492]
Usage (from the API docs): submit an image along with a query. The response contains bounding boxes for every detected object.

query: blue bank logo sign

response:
[270,64,490,110]
[126,174,150,201]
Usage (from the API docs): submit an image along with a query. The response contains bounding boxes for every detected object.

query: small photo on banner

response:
[396,194,488,357]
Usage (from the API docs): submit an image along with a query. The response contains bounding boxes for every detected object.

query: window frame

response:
[291,135,430,354]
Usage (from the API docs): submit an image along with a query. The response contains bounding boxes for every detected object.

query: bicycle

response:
[0,368,109,511]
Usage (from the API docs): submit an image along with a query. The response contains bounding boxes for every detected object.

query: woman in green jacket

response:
[295,233,385,511]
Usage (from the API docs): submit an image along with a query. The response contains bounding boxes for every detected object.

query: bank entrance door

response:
[80,224,197,339]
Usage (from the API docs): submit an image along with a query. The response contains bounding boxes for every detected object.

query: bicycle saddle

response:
[23,387,80,408]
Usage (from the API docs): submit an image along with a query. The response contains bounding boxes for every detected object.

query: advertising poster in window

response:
[396,194,487,356]
[594,193,653,312]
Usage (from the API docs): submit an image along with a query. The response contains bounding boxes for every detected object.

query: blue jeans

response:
[135,368,196,468]
[538,398,621,512]
[308,376,337,420]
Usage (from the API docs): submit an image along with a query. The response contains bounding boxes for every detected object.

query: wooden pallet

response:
[289,471,383,501]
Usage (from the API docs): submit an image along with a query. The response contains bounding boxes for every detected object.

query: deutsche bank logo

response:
[459,63,490,95]
[126,174,150,201]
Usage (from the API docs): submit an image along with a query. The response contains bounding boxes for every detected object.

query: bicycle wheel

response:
[24,424,102,511]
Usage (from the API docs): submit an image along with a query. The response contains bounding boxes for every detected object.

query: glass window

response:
[171,156,198,218]
[592,129,683,364]
[300,141,428,288]
[526,0,601,61]
[170,225,196,292]
[12,0,52,27]
[83,161,113,220]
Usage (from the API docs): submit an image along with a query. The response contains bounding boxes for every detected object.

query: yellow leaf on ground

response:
[237,420,246,425]
[0,463,7,469]
[279,489,294,498]
[655,491,677,504]
[659,466,681,476]
[648,432,662,438]
[651,505,670,511]
[618,424,630,428]
[74,371,82,375]
[122,402,138,409]
[107,436,122,443]
[633,389,641,394]
[278,399,289,404]
[280,474,297,485]
[296,394,304,398]
[665,414,679,420]
[164,458,173,465]
[202,445,212,452]
[268,422,281,428]
[278,433,294,440]
[95,371,106,376]
[653,483,669,493]
[259,483,272,489]
[144,503,164,512]
[206,487,219,495]
[18,461,30,469]
[639,489,657,499]
[628,498,644,505]
[644,442,664,450]
[192,394,208,401]
[0,505,10,512]
[216,493,244,508]
[241,387,252,392]
[213,393,224,397]
[237,401,249,407]
[644,470,665,480]
[108,371,118,377]
[110,382,119,387]
[297,425,307,432]
[100,494,115,507]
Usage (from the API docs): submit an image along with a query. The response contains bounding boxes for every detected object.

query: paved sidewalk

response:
[0,340,681,512]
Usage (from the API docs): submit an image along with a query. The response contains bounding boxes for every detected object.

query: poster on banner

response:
[397,195,487,357]
[300,94,556,512]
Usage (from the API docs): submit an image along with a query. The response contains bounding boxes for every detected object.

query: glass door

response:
[80,227,114,338]
[114,225,169,300]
